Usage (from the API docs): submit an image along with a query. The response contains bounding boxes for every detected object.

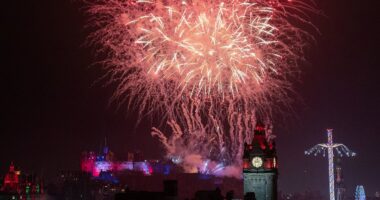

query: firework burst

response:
[86,0,315,116]
[85,0,317,174]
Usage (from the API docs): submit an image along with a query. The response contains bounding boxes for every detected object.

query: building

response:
[1,163,20,193]
[115,180,177,200]
[115,179,240,200]
[243,122,278,200]
[51,170,97,199]
[81,141,173,179]
[355,185,366,200]
[335,158,346,200]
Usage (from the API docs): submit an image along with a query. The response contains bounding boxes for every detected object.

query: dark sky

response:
[1,0,379,197]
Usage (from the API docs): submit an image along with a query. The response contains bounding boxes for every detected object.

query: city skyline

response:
[1,0,379,198]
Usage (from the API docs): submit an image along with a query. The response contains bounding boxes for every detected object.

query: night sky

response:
[1,0,379,197]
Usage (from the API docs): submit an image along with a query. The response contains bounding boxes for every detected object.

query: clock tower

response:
[243,122,278,200]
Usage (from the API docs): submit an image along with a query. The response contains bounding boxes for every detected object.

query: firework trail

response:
[85,0,317,176]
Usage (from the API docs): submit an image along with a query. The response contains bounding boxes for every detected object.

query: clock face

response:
[252,157,263,168]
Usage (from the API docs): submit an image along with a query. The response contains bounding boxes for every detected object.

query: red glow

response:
[2,163,20,193]
[243,159,250,169]
[255,125,266,132]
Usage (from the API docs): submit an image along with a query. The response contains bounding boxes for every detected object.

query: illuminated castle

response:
[81,140,171,179]
[81,140,245,199]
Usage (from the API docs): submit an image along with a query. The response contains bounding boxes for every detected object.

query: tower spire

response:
[103,136,109,154]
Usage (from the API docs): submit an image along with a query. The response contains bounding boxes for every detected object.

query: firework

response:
[85,0,316,175]
[86,0,315,116]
